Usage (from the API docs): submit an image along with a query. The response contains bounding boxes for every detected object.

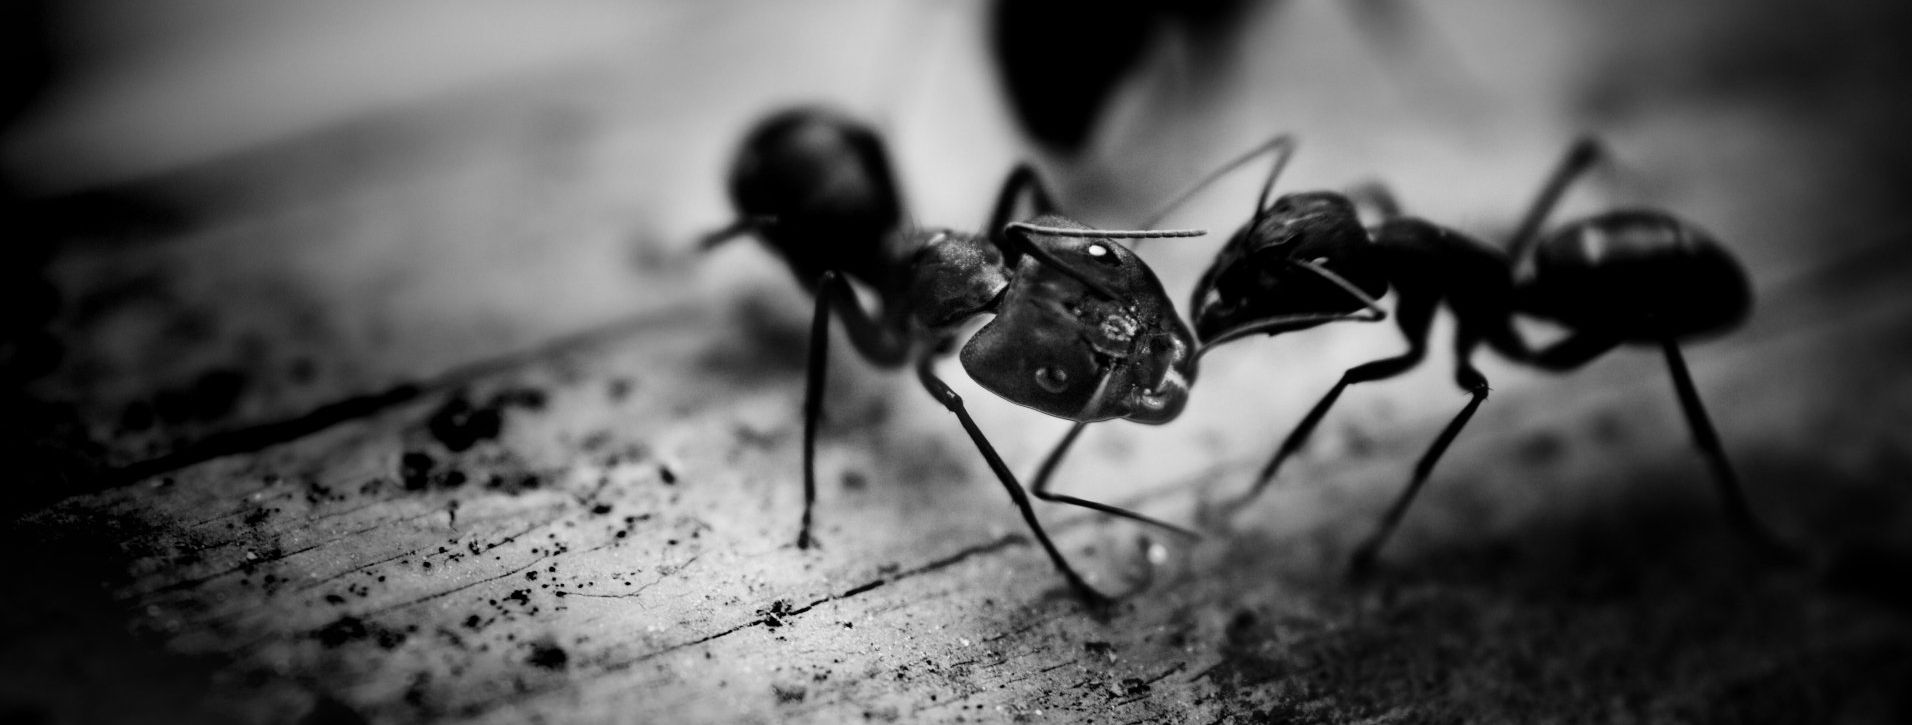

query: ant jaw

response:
[1120,371,1191,425]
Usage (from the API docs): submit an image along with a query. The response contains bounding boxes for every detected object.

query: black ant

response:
[1179,136,1800,574]
[703,106,1207,602]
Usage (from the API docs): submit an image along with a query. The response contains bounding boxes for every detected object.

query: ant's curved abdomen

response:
[726,107,903,286]
[1520,210,1752,342]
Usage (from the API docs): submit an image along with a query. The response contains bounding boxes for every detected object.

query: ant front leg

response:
[1222,287,1435,513]
[800,271,910,550]
[914,354,1113,605]
[1028,421,1200,540]
[1659,340,1801,564]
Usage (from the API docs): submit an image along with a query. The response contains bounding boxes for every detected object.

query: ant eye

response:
[1033,366,1070,392]
[1084,243,1121,265]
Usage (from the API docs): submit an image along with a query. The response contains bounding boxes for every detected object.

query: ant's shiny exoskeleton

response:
[703,106,1207,602]
[1182,136,1800,574]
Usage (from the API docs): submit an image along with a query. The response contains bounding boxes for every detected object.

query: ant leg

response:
[1027,421,1200,540]
[800,271,911,550]
[1506,138,1604,264]
[1139,134,1296,230]
[915,355,1112,604]
[986,164,1059,254]
[1660,340,1802,564]
[1227,288,1437,509]
[1347,333,1493,576]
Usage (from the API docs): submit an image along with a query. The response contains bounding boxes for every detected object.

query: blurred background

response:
[3,0,1911,722]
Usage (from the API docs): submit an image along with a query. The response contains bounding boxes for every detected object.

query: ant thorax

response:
[900,229,1009,331]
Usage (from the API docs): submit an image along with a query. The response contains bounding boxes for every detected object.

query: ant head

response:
[1190,191,1387,342]
[1522,210,1751,340]
[960,215,1197,424]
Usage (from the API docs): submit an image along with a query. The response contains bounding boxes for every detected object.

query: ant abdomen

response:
[1521,210,1752,341]
[725,107,903,283]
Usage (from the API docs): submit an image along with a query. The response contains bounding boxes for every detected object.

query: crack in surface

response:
[451,533,1032,718]
[90,306,703,495]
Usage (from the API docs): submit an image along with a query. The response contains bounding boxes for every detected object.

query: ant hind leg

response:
[1659,340,1802,565]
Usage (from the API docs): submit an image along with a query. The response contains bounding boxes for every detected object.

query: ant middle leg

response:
[1223,287,1438,512]
[914,355,1112,605]
[1027,421,1200,540]
[1346,329,1493,577]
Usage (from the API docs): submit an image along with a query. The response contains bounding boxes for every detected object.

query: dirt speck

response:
[399,451,435,491]
[771,683,807,704]
[313,616,369,648]
[426,393,503,452]
[527,641,569,670]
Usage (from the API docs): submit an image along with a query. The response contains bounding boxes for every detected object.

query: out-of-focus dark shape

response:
[988,0,1253,154]
[1824,541,1912,612]
[0,0,90,513]
[988,0,1481,156]
[1185,136,1795,573]
[706,105,1201,602]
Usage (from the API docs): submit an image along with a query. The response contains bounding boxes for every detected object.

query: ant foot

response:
[796,530,819,551]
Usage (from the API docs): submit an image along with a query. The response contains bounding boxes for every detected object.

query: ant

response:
[1179,135,1800,574]
[703,106,1207,602]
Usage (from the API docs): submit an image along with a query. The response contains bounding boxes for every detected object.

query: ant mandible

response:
[1181,136,1800,574]
[703,106,1206,602]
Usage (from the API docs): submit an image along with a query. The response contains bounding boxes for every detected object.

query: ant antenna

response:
[1003,221,1205,300]
[1006,223,1206,240]
[1137,134,1297,230]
